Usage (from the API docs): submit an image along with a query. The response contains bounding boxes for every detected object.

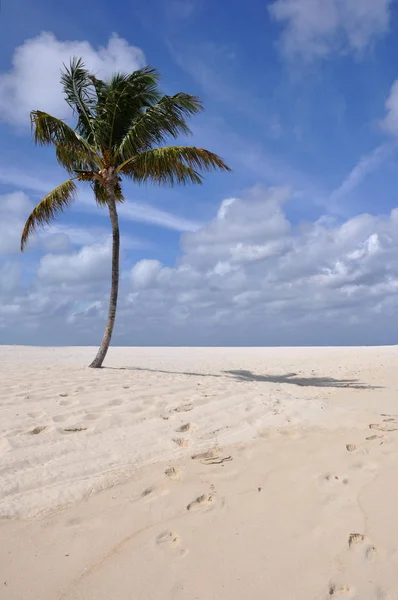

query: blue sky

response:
[1,0,398,346]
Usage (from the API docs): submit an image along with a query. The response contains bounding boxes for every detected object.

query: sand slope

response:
[1,346,398,599]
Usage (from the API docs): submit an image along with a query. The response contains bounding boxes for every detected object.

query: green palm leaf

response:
[94,67,161,151]
[60,57,96,142]
[117,93,203,159]
[21,179,77,250]
[31,111,99,172]
[118,145,231,185]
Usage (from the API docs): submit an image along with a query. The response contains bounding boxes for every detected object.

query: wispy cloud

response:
[381,80,398,137]
[117,201,201,232]
[269,0,393,60]
[0,166,55,194]
[329,143,395,210]
[0,166,201,233]
[48,224,151,250]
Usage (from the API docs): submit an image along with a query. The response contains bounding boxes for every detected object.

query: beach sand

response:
[1,345,398,599]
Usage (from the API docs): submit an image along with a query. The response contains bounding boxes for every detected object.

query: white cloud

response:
[329,144,395,211]
[131,259,162,289]
[268,0,392,60]
[0,167,54,193]
[0,262,21,295]
[4,185,398,345]
[0,188,148,257]
[0,32,145,126]
[0,191,33,256]
[0,166,201,234]
[37,241,111,283]
[118,201,201,232]
[381,80,398,136]
[121,186,398,344]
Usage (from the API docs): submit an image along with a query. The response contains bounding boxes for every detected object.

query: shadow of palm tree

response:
[103,366,222,378]
[103,366,381,389]
[224,370,381,389]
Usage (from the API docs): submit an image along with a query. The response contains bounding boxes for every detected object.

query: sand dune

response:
[1,345,398,599]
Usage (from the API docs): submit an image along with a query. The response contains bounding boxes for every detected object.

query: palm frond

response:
[61,58,96,143]
[21,180,77,250]
[55,142,99,174]
[31,111,99,172]
[126,160,203,186]
[88,74,107,101]
[118,146,231,186]
[93,67,161,151]
[117,93,203,159]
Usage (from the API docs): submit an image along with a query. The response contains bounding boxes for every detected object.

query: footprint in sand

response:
[156,531,187,556]
[108,399,124,407]
[84,412,103,421]
[165,466,182,481]
[142,486,155,497]
[176,423,192,433]
[59,399,71,406]
[174,403,193,413]
[328,583,354,597]
[369,423,398,432]
[53,414,68,423]
[187,492,215,511]
[348,533,378,561]
[323,473,349,485]
[140,485,169,501]
[173,437,189,448]
[29,425,46,435]
[191,446,220,461]
[156,530,180,545]
[348,533,365,547]
[345,444,358,453]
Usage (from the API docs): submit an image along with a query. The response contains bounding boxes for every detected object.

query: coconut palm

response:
[21,58,230,368]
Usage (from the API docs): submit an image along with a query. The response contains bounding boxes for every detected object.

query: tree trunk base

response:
[88,360,102,368]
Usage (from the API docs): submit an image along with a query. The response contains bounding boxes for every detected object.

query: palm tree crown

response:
[21,58,230,249]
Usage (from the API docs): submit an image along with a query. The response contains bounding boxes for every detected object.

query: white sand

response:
[1,345,398,599]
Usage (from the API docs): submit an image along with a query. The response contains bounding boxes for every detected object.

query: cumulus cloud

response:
[268,0,392,60]
[0,191,33,256]
[131,259,162,289]
[123,186,398,345]
[37,241,111,283]
[2,185,398,346]
[0,32,145,126]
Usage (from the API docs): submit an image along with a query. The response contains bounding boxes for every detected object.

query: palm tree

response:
[20,58,230,368]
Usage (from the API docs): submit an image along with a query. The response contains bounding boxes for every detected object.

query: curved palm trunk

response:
[89,191,120,368]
